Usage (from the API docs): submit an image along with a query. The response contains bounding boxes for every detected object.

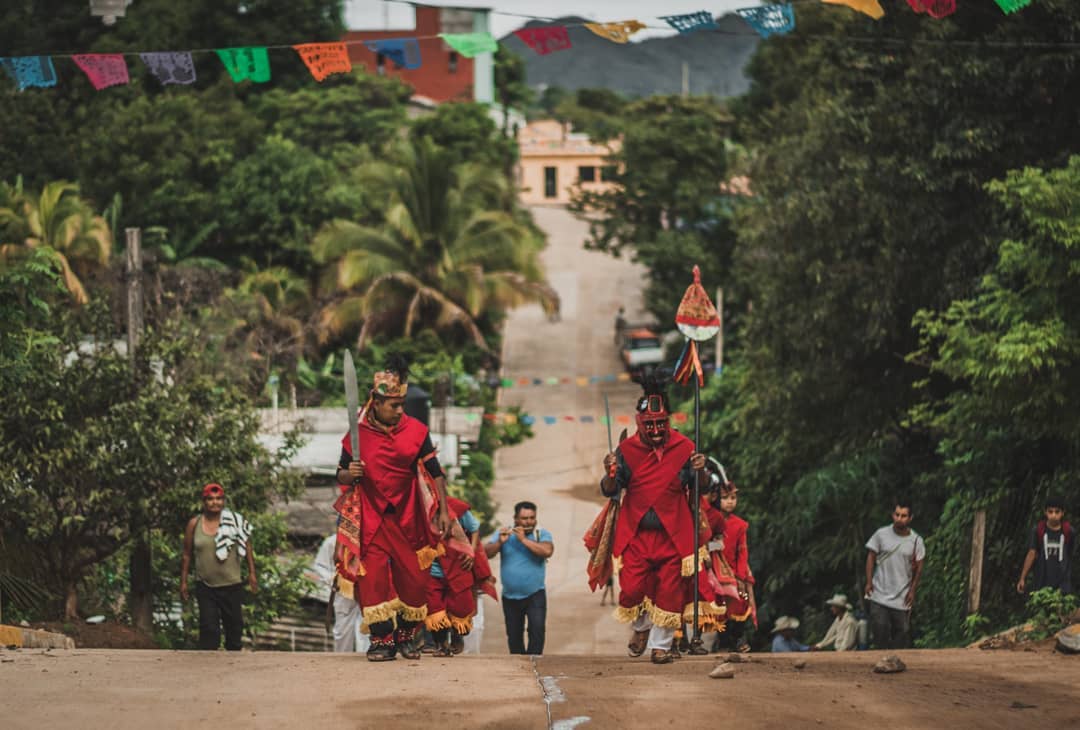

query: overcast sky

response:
[345,1,755,40]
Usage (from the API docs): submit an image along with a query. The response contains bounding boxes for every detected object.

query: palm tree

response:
[312,137,558,351]
[0,178,111,304]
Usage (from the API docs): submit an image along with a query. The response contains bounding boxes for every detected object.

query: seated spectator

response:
[812,594,858,652]
[770,615,809,652]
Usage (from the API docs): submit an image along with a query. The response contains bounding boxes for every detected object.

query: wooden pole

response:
[967,509,987,614]
[715,287,724,373]
[126,228,153,635]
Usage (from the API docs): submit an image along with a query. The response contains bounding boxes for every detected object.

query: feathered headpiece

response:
[636,373,670,417]
[372,353,410,398]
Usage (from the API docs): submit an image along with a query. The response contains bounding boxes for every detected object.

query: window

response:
[544,167,557,199]
[375,53,386,76]
[601,165,617,182]
[448,51,458,74]
[578,166,596,183]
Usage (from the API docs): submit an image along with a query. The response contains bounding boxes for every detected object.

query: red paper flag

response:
[514,26,572,56]
[73,54,129,90]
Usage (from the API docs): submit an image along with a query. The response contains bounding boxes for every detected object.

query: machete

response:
[344,349,360,468]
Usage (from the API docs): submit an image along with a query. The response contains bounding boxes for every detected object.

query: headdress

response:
[635,374,671,445]
[372,353,410,398]
[202,483,225,498]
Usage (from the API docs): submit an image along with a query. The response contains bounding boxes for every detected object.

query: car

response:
[620,328,664,375]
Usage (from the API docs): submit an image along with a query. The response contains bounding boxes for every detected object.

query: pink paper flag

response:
[73,54,129,90]
[514,27,572,56]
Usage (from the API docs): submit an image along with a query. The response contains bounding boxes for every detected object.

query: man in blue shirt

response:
[484,501,554,654]
[770,615,810,652]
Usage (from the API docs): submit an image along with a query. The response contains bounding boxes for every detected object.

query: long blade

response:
[344,350,360,460]
[603,394,614,453]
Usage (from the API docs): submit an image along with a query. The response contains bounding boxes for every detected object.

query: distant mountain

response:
[500,14,759,99]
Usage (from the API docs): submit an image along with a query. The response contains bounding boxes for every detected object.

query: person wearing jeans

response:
[485,501,554,655]
[864,498,925,649]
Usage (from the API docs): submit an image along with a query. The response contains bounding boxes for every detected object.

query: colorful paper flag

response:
[673,340,705,388]
[993,0,1032,12]
[0,56,57,90]
[906,0,956,18]
[440,32,498,58]
[73,54,129,90]
[737,4,797,38]
[543,416,557,425]
[140,52,196,85]
[660,11,718,34]
[216,47,271,84]
[822,0,885,20]
[514,27,572,56]
[294,42,352,81]
[363,38,422,70]
[584,20,646,44]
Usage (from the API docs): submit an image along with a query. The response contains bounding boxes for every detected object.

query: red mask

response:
[636,394,670,447]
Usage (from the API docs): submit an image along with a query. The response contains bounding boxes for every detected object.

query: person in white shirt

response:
[812,594,858,652]
[314,534,369,653]
[864,500,925,649]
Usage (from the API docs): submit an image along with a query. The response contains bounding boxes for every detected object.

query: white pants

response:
[632,613,675,651]
[462,600,484,655]
[332,592,369,653]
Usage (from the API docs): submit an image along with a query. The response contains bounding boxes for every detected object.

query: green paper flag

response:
[993,0,1032,13]
[439,32,497,58]
[216,47,271,83]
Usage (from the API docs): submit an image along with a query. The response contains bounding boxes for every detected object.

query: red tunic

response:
[338,413,436,556]
[722,513,753,584]
[613,430,696,562]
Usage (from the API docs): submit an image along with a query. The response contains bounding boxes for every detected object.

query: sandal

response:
[449,635,465,656]
[650,649,674,665]
[628,629,650,657]
[366,645,397,662]
[432,645,452,657]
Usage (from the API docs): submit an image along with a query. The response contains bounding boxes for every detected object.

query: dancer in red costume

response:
[601,377,722,664]
[334,355,452,662]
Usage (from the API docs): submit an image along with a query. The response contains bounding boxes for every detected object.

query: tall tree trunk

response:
[64,580,79,620]
[129,535,153,634]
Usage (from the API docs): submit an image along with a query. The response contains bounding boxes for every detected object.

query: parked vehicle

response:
[620,328,664,375]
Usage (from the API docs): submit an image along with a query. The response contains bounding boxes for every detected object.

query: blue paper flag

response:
[736,4,797,39]
[521,415,536,426]
[660,11,718,34]
[140,52,197,86]
[580,415,595,423]
[363,38,422,70]
[543,416,557,425]
[0,56,57,90]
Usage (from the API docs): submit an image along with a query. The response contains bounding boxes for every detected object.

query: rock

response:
[793,659,807,670]
[723,652,751,664]
[709,662,736,679]
[1056,624,1080,654]
[873,655,906,674]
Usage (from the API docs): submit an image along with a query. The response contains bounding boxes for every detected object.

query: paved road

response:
[480,206,652,656]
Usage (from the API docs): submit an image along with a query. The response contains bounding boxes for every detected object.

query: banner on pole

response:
[293,42,352,81]
[0,56,58,90]
[584,20,646,44]
[514,27,572,55]
[993,0,1032,13]
[822,0,885,20]
[73,54,129,90]
[216,47,271,84]
[140,52,197,85]
[362,38,422,69]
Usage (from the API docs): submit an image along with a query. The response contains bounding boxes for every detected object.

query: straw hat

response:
[825,594,851,610]
[771,616,799,633]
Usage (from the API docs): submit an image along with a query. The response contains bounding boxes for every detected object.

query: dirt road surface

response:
[7,207,1080,728]
[4,648,1078,729]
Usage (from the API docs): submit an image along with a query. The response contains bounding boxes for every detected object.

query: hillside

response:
[500,13,759,99]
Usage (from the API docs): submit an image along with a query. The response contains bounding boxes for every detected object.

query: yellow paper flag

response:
[584,20,646,44]
[821,0,885,20]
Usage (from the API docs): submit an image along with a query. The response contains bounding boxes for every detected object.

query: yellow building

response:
[517,120,619,206]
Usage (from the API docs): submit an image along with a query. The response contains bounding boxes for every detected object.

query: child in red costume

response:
[702,459,755,653]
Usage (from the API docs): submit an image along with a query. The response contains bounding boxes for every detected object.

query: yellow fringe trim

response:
[416,545,444,570]
[449,614,473,635]
[400,602,428,622]
[727,607,753,622]
[362,598,406,626]
[680,547,710,577]
[647,601,683,629]
[613,602,646,624]
[336,574,355,597]
[682,601,727,626]
[425,609,451,631]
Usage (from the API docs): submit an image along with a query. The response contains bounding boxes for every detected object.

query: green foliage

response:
[410,102,516,171]
[963,612,990,643]
[1022,588,1079,641]
[553,88,627,143]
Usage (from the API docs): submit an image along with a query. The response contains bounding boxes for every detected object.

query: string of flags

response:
[0,2,1047,92]
[494,365,720,389]
[470,410,696,426]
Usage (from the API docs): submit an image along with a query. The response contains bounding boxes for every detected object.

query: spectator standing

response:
[770,616,809,652]
[1017,496,1074,595]
[864,499,925,649]
[812,594,858,652]
[484,501,553,655]
[179,483,257,651]
[313,534,369,653]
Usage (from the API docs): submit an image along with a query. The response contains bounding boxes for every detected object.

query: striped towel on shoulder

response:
[214,509,252,561]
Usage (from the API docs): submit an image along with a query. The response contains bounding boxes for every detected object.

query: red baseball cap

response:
[202,483,225,498]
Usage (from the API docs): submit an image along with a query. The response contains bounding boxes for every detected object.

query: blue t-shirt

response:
[431,510,481,579]
[771,634,809,653]
[488,527,553,600]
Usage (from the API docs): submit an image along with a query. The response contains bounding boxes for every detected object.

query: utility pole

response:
[967,509,987,614]
[681,61,689,98]
[715,287,724,373]
[126,227,153,635]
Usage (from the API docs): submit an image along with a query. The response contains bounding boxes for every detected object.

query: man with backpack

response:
[864,498,925,649]
[1017,496,1074,595]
